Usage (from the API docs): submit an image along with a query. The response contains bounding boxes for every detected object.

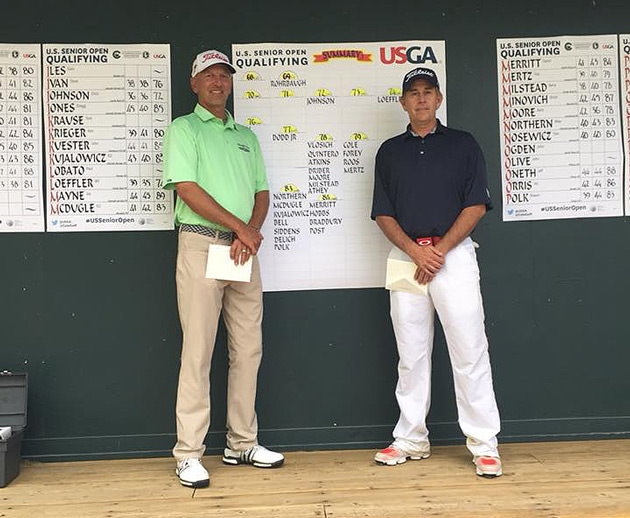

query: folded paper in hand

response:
[205,244,252,282]
[385,247,428,295]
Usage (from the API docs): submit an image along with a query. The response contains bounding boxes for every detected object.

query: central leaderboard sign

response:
[232,40,446,292]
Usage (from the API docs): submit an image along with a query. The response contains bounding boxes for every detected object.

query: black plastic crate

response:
[0,371,28,488]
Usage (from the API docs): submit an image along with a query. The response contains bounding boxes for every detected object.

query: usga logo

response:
[379,45,438,65]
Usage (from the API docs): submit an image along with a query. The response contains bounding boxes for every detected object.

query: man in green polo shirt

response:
[163,49,284,489]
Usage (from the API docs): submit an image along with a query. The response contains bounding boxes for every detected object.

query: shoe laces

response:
[242,444,263,461]
[179,458,202,472]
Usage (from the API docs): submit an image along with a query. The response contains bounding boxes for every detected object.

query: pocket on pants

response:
[178,231,212,254]
[445,239,480,282]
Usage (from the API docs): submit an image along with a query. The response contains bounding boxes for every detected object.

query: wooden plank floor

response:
[2,439,629,517]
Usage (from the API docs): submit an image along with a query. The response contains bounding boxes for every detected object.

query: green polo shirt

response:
[162,104,268,230]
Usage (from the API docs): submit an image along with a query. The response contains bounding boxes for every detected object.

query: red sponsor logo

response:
[313,49,371,63]
[379,46,438,65]
[202,52,226,63]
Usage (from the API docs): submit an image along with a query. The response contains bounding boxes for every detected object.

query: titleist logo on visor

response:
[402,67,439,90]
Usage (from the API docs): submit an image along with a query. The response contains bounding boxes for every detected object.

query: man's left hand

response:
[230,238,252,265]
[415,266,435,285]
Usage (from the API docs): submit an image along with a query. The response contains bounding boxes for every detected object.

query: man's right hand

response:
[235,223,263,254]
[408,245,445,284]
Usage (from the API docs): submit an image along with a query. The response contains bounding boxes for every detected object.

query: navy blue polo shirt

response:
[371,120,492,238]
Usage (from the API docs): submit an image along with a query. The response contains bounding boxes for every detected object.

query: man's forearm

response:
[175,181,248,233]
[176,181,266,253]
[248,190,270,230]
[436,204,486,254]
[375,215,417,256]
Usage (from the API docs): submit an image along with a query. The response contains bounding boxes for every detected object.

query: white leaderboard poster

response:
[43,43,173,232]
[497,35,623,221]
[0,44,44,232]
[232,41,447,291]
[620,35,630,215]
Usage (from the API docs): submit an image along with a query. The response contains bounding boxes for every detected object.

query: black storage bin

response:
[0,371,28,488]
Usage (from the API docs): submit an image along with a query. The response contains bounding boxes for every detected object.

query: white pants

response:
[389,238,500,457]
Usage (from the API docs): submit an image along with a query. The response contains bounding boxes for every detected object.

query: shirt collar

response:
[194,103,237,129]
[405,119,447,139]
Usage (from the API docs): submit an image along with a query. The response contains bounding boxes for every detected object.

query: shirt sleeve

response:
[251,133,269,193]
[462,135,493,211]
[370,145,396,220]
[162,119,198,191]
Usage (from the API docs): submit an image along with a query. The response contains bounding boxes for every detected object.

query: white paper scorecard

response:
[385,247,428,296]
[205,244,253,282]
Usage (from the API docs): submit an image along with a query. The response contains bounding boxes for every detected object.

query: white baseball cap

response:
[191,49,236,77]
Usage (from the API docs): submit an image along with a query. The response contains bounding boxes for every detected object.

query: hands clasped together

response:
[408,244,445,285]
[229,223,263,265]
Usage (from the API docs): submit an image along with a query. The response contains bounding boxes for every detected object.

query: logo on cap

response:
[402,67,439,91]
[191,49,236,77]
[202,52,227,63]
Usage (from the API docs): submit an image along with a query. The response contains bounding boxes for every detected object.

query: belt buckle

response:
[416,236,434,247]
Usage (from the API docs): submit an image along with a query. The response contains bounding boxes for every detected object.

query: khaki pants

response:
[173,230,263,460]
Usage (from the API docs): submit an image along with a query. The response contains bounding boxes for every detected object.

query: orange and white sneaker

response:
[374,441,430,466]
[473,455,503,477]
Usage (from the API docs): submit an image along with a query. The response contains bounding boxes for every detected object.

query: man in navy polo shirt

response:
[371,67,502,477]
